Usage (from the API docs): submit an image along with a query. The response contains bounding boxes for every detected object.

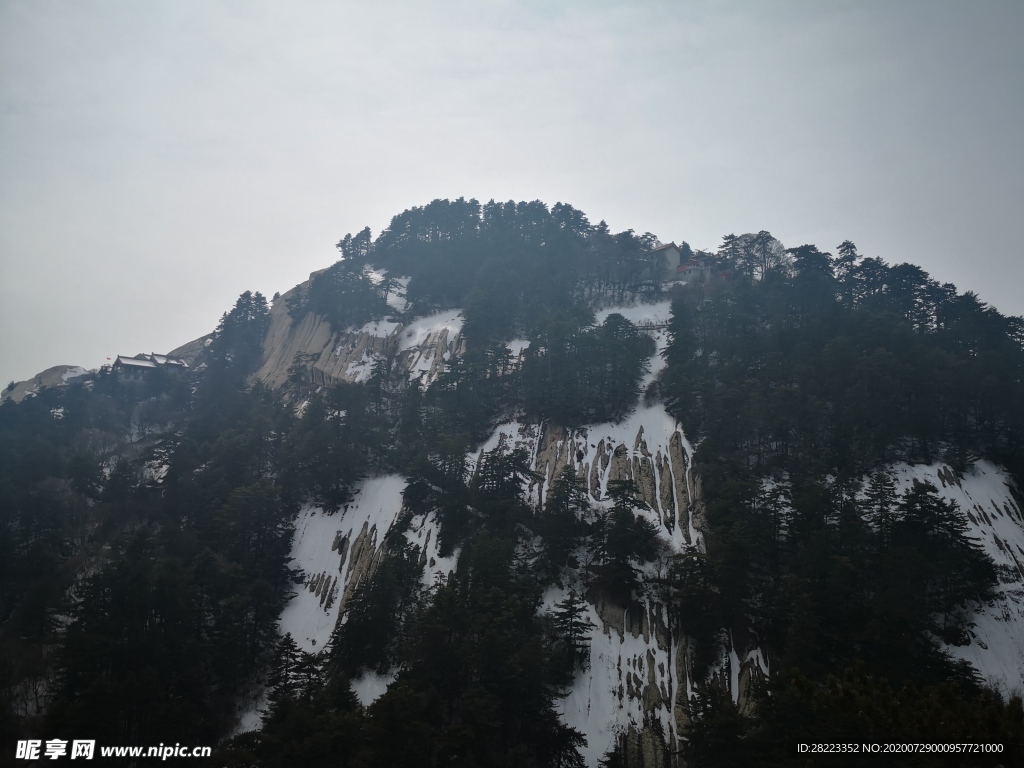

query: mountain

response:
[2,199,1023,766]
[1,365,89,405]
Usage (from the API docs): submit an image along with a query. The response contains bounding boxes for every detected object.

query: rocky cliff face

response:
[254,281,464,391]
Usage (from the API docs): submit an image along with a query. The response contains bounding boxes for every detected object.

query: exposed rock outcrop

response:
[168,333,214,367]
[254,282,464,391]
[2,364,89,404]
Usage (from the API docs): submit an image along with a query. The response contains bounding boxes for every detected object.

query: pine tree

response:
[539,465,590,576]
[862,468,898,549]
[267,633,302,707]
[211,290,270,374]
[549,587,595,673]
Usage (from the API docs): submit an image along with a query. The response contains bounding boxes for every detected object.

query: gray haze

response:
[2,0,1023,387]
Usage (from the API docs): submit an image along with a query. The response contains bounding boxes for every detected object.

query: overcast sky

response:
[2,0,1022,386]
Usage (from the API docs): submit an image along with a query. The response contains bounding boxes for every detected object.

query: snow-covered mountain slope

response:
[279,475,405,653]
[241,474,458,730]
[277,473,460,656]
[255,294,1024,763]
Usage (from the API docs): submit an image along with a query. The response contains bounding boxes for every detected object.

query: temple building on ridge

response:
[111,353,190,378]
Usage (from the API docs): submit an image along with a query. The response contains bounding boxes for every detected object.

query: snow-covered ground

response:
[61,366,89,382]
[473,298,695,546]
[387,276,411,312]
[235,695,265,734]
[887,461,1024,697]
[398,309,463,352]
[356,318,402,339]
[241,475,412,732]
[269,477,462,716]
[364,268,411,313]
[507,338,530,358]
[278,475,408,653]
[343,350,376,383]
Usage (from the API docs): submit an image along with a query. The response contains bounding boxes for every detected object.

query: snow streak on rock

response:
[246,476,410,731]
[396,309,464,383]
[544,584,680,767]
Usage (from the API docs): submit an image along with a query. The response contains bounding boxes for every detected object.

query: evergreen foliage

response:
[583,480,663,602]
[210,290,270,376]
[661,241,1018,703]
[537,466,591,579]
[546,587,595,682]
[287,260,389,332]
[521,314,653,424]
[332,545,423,678]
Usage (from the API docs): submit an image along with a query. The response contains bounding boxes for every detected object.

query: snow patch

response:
[404,510,461,588]
[595,299,672,329]
[233,475,411,733]
[364,267,386,286]
[278,475,408,654]
[365,268,410,312]
[356,318,401,339]
[351,669,398,707]
[234,696,266,735]
[344,350,376,383]
[478,396,703,763]
[550,585,678,767]
[886,461,1024,696]
[507,338,531,358]
[387,275,410,312]
[472,400,698,552]
[142,460,169,484]
[398,309,463,352]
